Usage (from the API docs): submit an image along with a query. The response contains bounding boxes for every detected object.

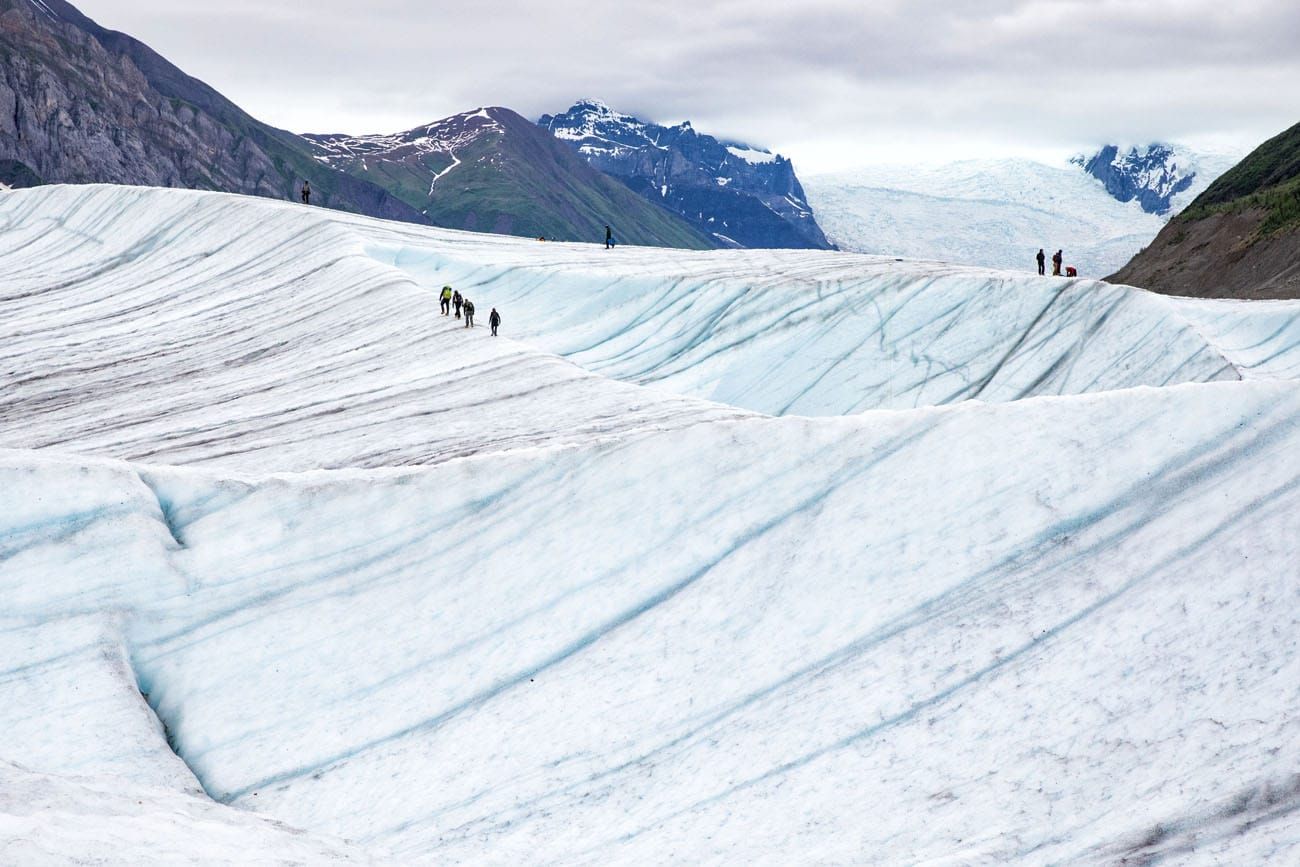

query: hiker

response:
[453,290,463,319]
[1065,266,1078,278]
[489,307,501,337]
[1052,250,1063,276]
[439,285,452,316]
[605,225,613,249]
[1036,249,1046,276]
[301,181,311,205]
[464,300,476,328]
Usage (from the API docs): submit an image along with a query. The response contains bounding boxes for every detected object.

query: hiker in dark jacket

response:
[1036,249,1046,276]
[1052,250,1063,276]
[439,286,453,316]
[605,225,613,249]
[489,308,501,336]
[464,300,476,328]
[453,290,463,319]
[301,181,311,205]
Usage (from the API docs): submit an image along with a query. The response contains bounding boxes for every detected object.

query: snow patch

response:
[726,145,778,164]
[428,150,462,192]
[308,109,502,171]
[26,0,58,21]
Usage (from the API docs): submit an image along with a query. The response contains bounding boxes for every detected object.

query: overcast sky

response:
[74,0,1300,173]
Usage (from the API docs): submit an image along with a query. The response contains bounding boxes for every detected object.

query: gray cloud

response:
[74,0,1300,171]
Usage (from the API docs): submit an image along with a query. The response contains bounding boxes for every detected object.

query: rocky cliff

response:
[0,0,423,222]
[1071,144,1198,216]
[539,100,831,250]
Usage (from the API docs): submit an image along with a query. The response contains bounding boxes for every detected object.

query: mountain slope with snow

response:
[1,185,1298,863]
[539,100,830,250]
[305,107,714,249]
[806,150,1238,276]
[1072,143,1208,215]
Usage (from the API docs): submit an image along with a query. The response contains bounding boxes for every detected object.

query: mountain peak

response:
[538,99,830,250]
[1073,142,1196,215]
[572,97,615,114]
[539,99,639,133]
[304,104,714,247]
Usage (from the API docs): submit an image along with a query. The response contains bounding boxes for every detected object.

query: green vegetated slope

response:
[1111,121,1300,299]
[307,108,717,249]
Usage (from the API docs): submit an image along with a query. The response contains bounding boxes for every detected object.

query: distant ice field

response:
[803,152,1241,277]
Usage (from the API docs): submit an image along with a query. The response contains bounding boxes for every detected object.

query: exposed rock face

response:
[0,157,42,187]
[0,0,424,222]
[1071,144,1197,216]
[306,107,716,248]
[538,100,831,250]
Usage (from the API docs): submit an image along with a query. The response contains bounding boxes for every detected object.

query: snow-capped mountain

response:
[304,107,713,248]
[308,109,504,181]
[805,148,1239,276]
[2,184,1300,862]
[538,99,831,250]
[1071,143,1209,215]
[1114,122,1300,298]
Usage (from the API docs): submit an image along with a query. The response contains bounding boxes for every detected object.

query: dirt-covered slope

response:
[1111,122,1300,298]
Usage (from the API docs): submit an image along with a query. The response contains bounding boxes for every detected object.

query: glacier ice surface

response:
[1,185,1298,863]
